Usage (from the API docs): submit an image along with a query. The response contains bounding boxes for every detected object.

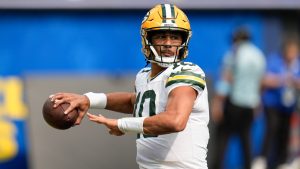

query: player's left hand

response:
[87,113,124,136]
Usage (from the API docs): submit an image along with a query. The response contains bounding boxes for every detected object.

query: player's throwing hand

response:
[50,93,90,125]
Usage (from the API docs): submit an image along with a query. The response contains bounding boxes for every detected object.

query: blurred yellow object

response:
[0,77,27,119]
[0,119,17,161]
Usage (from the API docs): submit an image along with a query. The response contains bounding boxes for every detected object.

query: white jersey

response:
[134,62,210,169]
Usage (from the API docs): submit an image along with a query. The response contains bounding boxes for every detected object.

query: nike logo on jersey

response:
[181,67,191,71]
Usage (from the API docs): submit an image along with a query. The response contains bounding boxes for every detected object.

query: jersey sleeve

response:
[165,62,206,95]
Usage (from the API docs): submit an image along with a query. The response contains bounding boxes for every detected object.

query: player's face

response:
[151,31,183,57]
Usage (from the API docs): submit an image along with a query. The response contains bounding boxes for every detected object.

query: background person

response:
[252,38,300,169]
[211,27,266,169]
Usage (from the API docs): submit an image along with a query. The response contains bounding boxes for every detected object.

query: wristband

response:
[84,92,107,109]
[117,117,146,134]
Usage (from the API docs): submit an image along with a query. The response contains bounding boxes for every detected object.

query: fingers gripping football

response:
[50,93,90,125]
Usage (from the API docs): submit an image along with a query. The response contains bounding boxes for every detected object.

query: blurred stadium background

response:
[0,0,299,169]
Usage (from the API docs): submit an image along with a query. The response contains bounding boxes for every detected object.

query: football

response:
[42,98,79,130]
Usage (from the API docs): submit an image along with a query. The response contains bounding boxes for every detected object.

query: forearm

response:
[117,86,195,136]
[262,74,282,88]
[106,92,135,114]
[118,111,186,136]
[143,111,186,135]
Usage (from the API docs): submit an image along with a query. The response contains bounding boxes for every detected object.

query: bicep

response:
[166,86,197,121]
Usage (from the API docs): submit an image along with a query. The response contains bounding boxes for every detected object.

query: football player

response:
[51,4,210,169]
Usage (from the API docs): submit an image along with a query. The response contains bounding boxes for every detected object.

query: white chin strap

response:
[149,45,181,68]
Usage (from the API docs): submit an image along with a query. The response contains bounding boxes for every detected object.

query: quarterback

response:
[51,4,210,169]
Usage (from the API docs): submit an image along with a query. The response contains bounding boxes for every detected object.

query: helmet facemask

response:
[148,44,186,68]
[142,30,190,68]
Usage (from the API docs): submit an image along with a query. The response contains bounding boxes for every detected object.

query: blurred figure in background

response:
[252,38,300,169]
[211,27,266,169]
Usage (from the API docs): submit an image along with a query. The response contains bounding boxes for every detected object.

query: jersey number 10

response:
[134,89,157,138]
